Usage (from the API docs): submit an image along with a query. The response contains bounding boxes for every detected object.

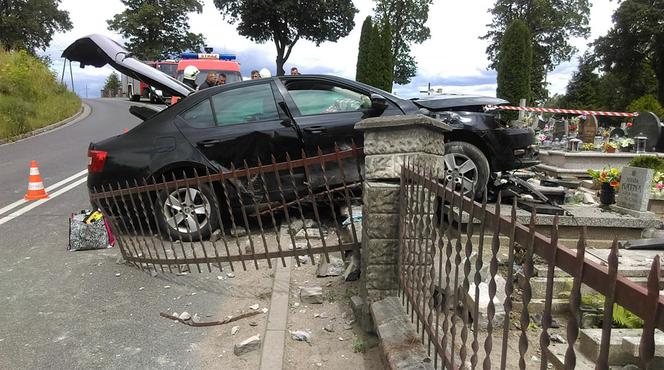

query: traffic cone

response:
[24,160,48,200]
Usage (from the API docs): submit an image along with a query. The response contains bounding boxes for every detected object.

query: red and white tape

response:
[485,105,639,118]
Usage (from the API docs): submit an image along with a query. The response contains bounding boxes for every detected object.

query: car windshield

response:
[176,70,243,86]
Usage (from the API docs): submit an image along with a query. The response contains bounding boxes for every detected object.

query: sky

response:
[44,0,619,99]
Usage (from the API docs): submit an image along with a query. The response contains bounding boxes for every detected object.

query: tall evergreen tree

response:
[496,19,532,108]
[103,73,121,96]
[0,0,72,53]
[107,0,205,61]
[373,0,432,85]
[482,0,591,101]
[563,53,600,110]
[378,21,394,92]
[355,16,374,85]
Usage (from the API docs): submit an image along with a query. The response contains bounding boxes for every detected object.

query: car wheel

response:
[443,141,490,198]
[155,183,219,241]
[130,94,140,102]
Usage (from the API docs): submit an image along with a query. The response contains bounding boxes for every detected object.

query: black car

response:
[63,34,538,240]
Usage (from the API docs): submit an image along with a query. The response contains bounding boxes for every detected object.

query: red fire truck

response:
[122,60,178,103]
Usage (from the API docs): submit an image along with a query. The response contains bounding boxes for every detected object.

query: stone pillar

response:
[353,114,450,331]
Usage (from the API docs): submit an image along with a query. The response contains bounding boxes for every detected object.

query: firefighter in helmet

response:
[183,65,200,90]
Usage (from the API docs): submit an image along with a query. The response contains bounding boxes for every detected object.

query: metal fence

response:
[398,162,664,369]
[89,145,363,273]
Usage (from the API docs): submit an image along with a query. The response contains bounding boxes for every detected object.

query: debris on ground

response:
[290,330,312,344]
[179,312,191,321]
[342,253,361,281]
[231,326,240,336]
[315,256,345,277]
[234,334,261,355]
[299,286,323,304]
[550,333,566,344]
[159,310,261,327]
[249,304,259,310]
[226,272,235,278]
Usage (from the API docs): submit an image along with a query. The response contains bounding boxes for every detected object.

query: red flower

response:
[610,180,619,188]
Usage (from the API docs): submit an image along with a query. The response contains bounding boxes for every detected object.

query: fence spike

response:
[639,255,661,369]
[597,237,619,369]
[539,215,559,370]
[564,227,587,369]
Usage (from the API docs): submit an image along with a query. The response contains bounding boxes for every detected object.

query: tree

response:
[103,73,121,97]
[627,95,664,120]
[482,0,591,101]
[107,0,205,61]
[214,0,357,76]
[356,17,374,86]
[496,20,532,108]
[0,0,72,53]
[562,53,600,110]
[356,17,393,92]
[593,0,664,107]
[373,0,432,85]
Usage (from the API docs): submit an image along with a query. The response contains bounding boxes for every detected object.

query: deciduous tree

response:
[482,0,591,101]
[373,0,432,85]
[0,0,72,53]
[103,73,121,97]
[562,53,600,110]
[593,0,664,107]
[214,0,357,76]
[107,0,205,61]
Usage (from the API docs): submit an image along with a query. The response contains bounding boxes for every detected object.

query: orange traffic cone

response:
[24,160,48,200]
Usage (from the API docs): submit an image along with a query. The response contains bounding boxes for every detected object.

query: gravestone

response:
[580,115,598,143]
[616,166,654,213]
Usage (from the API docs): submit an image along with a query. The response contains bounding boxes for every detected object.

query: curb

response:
[0,102,90,146]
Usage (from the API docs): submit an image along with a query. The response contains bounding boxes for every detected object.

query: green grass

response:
[353,337,366,353]
[0,49,80,140]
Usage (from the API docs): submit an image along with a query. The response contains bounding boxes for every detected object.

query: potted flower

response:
[619,138,635,152]
[581,143,595,151]
[604,141,619,153]
[588,168,621,205]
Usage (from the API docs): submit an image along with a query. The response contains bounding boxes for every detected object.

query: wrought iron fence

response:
[89,145,363,273]
[398,162,664,369]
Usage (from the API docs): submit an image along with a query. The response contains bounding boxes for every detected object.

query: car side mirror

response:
[368,93,388,117]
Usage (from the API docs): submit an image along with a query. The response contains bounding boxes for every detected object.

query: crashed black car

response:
[63,34,538,240]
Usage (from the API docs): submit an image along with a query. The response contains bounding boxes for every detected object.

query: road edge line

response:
[0,177,87,226]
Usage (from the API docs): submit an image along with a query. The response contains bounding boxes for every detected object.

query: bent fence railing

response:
[88,145,364,273]
[398,162,664,369]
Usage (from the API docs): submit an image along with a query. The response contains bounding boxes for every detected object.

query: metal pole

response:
[61,59,66,85]
[518,98,526,121]
[69,60,75,93]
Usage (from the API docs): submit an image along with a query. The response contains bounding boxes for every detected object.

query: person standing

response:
[198,72,217,90]
[216,73,227,85]
[182,66,200,90]
[290,67,300,75]
[250,70,260,80]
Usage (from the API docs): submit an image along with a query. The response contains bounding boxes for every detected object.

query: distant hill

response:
[0,49,80,140]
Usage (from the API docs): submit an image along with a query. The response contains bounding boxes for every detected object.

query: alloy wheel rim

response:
[162,187,211,233]
[443,152,478,195]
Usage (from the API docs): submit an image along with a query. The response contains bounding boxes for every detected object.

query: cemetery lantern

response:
[569,138,582,152]
[635,133,647,154]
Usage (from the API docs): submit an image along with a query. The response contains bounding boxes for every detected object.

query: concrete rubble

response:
[315,256,345,277]
[299,286,323,304]
[233,334,261,356]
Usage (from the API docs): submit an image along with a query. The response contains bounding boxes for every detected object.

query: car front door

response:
[176,81,300,170]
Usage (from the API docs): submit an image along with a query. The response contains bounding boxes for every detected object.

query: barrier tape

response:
[485,105,639,118]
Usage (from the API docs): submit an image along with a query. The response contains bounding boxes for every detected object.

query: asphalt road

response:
[0,99,239,369]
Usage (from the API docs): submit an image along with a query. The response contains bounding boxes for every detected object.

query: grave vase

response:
[600,182,616,205]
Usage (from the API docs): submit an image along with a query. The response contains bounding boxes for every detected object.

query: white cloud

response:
[45,0,619,100]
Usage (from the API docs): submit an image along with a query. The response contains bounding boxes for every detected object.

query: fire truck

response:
[121,60,178,103]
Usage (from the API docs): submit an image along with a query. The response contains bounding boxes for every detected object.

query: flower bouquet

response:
[588,168,621,205]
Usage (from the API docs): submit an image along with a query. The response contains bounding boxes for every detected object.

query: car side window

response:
[180,98,215,128]
[287,83,371,116]
[210,83,279,126]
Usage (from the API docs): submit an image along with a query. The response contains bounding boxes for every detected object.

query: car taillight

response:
[88,150,107,173]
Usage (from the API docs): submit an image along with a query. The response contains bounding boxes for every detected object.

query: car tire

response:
[155,183,219,241]
[443,141,490,198]
[130,94,140,102]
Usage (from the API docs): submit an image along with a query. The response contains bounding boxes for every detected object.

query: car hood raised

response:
[411,94,509,110]
[61,34,193,98]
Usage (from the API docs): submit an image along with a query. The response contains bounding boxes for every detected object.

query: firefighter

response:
[183,65,200,90]
[259,68,271,78]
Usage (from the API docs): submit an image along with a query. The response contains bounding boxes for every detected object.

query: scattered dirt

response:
[283,254,384,370]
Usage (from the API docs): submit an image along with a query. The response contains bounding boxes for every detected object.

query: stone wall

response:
[354,114,449,330]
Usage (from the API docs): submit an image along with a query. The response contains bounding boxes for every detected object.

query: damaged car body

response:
[63,34,538,240]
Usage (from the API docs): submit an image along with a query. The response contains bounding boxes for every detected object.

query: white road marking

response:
[0,177,87,226]
[0,169,88,218]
